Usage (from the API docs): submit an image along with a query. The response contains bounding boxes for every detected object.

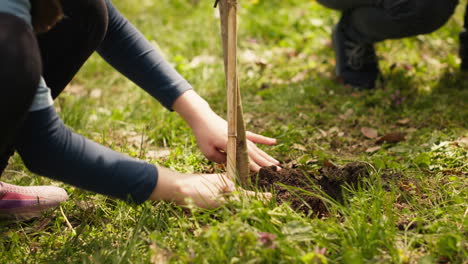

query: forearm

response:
[15,106,158,204]
[97,0,192,109]
[172,90,215,129]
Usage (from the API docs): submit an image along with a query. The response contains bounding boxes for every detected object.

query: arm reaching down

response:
[16,105,269,208]
[16,106,158,204]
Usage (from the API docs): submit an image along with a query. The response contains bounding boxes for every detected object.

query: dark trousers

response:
[0,0,108,173]
[317,0,459,44]
[0,14,41,161]
[460,4,468,70]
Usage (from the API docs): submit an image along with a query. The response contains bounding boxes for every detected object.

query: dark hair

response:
[31,0,64,33]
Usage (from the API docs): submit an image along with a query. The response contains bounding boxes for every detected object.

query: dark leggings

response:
[0,13,41,157]
[0,0,157,204]
[317,0,459,43]
[38,0,109,98]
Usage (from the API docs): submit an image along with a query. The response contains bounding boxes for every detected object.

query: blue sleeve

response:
[15,106,158,204]
[97,0,192,110]
[0,0,32,26]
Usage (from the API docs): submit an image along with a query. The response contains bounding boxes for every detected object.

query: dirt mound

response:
[254,162,369,217]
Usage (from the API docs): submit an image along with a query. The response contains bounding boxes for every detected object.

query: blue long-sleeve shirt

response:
[0,0,192,112]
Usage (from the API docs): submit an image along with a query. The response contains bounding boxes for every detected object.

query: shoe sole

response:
[0,204,59,221]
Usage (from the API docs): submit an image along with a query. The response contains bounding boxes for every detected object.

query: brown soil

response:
[254,162,370,217]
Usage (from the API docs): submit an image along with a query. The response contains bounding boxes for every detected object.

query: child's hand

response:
[149,167,272,208]
[172,90,280,172]
[192,111,279,172]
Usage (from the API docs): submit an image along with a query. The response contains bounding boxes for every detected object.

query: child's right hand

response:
[149,166,271,209]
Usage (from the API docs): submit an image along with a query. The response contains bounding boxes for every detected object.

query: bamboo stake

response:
[218,0,249,184]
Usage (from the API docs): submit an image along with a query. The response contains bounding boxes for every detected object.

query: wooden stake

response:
[218,0,249,184]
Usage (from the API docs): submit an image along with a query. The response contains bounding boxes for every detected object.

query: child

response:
[0,0,278,220]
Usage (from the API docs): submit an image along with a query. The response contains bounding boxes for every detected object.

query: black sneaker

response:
[332,18,380,89]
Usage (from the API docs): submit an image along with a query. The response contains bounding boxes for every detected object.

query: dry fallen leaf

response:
[318,129,328,138]
[89,89,102,98]
[396,118,411,126]
[285,159,299,168]
[361,127,378,139]
[339,109,354,120]
[328,127,340,135]
[146,149,171,160]
[150,243,171,264]
[292,144,307,151]
[323,159,337,168]
[187,55,217,68]
[243,113,253,124]
[366,146,381,153]
[454,137,468,149]
[375,132,406,144]
[64,84,86,97]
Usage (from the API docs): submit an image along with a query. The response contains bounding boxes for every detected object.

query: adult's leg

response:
[341,0,459,44]
[38,0,108,98]
[0,13,41,171]
[317,0,375,11]
[322,0,458,88]
[460,4,468,71]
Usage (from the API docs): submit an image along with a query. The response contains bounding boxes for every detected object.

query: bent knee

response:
[416,0,458,34]
[61,0,108,41]
[316,0,348,11]
[385,0,458,35]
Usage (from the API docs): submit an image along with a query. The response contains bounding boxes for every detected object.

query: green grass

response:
[1,0,467,263]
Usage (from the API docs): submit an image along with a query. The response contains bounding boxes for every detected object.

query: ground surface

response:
[1,0,467,263]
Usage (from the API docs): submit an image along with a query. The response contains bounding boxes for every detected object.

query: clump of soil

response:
[254,162,369,217]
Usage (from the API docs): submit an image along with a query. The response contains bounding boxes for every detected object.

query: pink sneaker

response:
[0,181,68,221]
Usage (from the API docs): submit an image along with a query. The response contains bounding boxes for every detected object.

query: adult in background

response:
[0,0,279,220]
[317,0,461,89]
[459,4,468,71]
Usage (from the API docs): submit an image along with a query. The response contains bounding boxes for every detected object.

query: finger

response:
[249,161,262,172]
[204,148,227,164]
[247,142,281,170]
[248,153,281,172]
[221,181,235,193]
[217,186,273,206]
[249,148,273,169]
[214,173,234,193]
[249,142,280,165]
[242,189,272,201]
[246,131,277,146]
